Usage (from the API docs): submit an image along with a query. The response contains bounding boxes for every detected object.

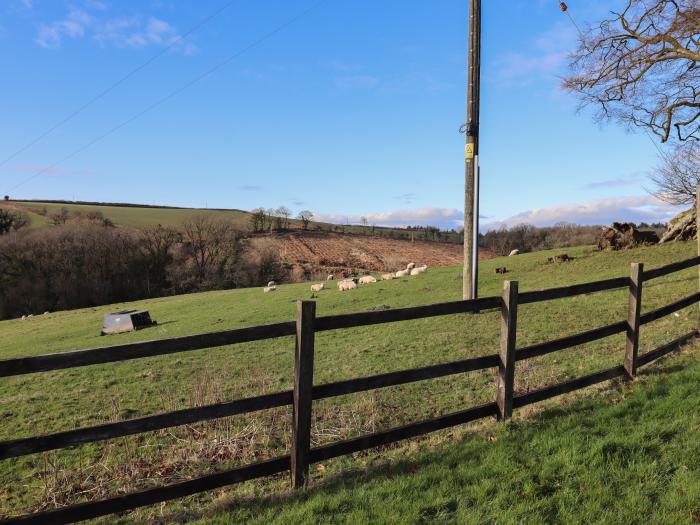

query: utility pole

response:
[463,0,481,300]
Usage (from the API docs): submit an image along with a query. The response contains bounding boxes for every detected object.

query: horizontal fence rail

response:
[2,252,700,524]
[518,276,629,304]
[516,320,628,361]
[639,292,700,325]
[0,391,293,461]
[315,296,501,331]
[642,256,700,282]
[0,321,297,378]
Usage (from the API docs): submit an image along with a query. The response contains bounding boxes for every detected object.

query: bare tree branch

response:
[564,0,700,142]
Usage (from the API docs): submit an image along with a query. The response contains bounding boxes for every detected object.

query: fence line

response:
[2,253,700,524]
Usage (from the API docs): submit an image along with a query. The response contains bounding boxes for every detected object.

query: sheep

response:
[382,273,395,280]
[311,283,325,292]
[263,285,276,293]
[395,269,410,278]
[495,267,508,274]
[267,281,276,287]
[327,274,335,281]
[509,249,520,256]
[410,265,428,276]
[406,262,416,270]
[337,279,357,291]
[21,315,26,321]
[359,275,377,285]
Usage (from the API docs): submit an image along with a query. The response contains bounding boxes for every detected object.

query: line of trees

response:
[0,212,286,320]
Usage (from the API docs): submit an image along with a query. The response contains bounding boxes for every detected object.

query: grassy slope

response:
[17,201,253,230]
[1,241,699,521]
[204,349,700,525]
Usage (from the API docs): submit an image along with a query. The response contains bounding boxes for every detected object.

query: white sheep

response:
[267,281,276,287]
[311,283,325,292]
[406,262,416,270]
[395,269,410,278]
[359,275,377,285]
[327,274,335,281]
[410,265,428,276]
[263,286,276,293]
[337,279,357,291]
[382,273,395,280]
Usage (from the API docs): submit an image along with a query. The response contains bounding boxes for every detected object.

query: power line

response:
[0,0,240,171]
[5,0,329,194]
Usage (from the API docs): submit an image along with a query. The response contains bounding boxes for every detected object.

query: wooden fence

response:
[2,255,700,524]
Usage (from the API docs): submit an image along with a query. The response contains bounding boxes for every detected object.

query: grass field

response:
[1,241,699,522]
[16,201,254,230]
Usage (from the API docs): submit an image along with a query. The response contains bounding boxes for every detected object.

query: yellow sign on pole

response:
[465,143,474,160]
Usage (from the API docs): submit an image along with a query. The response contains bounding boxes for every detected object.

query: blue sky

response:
[0,0,683,230]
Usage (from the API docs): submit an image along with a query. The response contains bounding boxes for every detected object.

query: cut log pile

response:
[660,207,696,243]
[597,222,659,250]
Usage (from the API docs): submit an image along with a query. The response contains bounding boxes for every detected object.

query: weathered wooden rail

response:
[1,254,700,524]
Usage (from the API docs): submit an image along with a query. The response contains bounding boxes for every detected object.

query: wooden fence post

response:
[497,280,518,420]
[624,262,643,379]
[291,300,316,489]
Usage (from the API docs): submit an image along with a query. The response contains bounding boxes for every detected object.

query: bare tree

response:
[276,206,291,229]
[140,224,181,294]
[564,0,700,142]
[181,215,237,284]
[297,210,313,230]
[49,207,70,225]
[651,141,700,204]
[0,209,30,235]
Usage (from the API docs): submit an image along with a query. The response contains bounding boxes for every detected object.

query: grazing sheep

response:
[382,273,395,280]
[406,262,416,270]
[311,283,325,292]
[395,269,410,278]
[21,315,26,321]
[338,279,357,291]
[495,267,508,274]
[327,274,335,281]
[410,265,428,276]
[509,249,520,256]
[359,275,377,285]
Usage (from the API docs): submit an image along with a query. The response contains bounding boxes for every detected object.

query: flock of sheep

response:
[262,262,428,293]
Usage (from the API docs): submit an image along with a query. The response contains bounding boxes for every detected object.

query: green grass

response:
[1,241,699,522]
[199,349,700,525]
[17,201,254,230]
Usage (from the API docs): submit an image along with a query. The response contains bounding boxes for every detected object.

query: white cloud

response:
[484,195,683,230]
[311,195,684,233]
[491,22,576,86]
[314,207,464,230]
[34,4,192,53]
[36,8,92,48]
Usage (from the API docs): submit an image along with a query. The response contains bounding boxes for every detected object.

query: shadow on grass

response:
[126,347,695,524]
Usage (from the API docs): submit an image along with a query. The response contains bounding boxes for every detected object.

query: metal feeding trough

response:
[101,309,155,335]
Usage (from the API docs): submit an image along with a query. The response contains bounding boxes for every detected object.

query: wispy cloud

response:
[580,173,647,190]
[395,193,417,205]
[15,164,94,177]
[34,3,193,53]
[490,22,576,86]
[484,195,682,230]
[335,74,379,90]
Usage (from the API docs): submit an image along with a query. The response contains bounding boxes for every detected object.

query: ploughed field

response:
[0,241,698,522]
[275,231,494,274]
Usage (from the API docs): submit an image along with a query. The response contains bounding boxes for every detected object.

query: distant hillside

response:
[6,199,464,243]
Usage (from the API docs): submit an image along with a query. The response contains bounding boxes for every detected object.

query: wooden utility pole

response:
[463,0,481,300]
